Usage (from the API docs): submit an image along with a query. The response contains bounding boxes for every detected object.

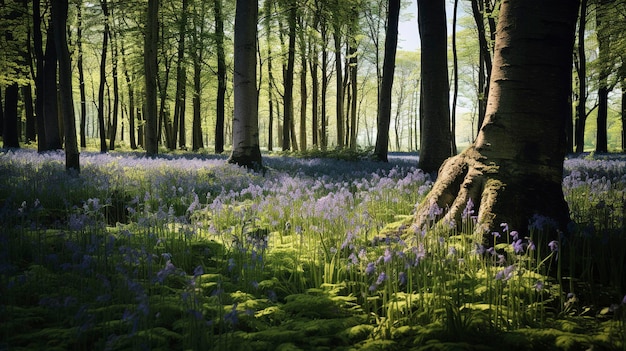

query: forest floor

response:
[0,149,625,350]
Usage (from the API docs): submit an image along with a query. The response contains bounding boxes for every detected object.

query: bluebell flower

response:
[383,248,392,264]
[398,272,407,286]
[365,262,376,275]
[512,239,524,254]
[500,223,509,234]
[495,265,515,281]
[533,280,544,292]
[548,240,558,252]
[193,265,204,278]
[527,238,536,251]
[510,230,519,241]
[492,232,501,239]
[375,272,387,285]
[224,303,238,326]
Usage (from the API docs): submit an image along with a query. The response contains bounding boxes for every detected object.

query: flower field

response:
[1,150,625,350]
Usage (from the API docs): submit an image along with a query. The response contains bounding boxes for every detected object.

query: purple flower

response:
[512,239,524,254]
[375,272,387,285]
[495,265,515,281]
[492,232,501,239]
[548,240,558,252]
[462,198,474,219]
[383,248,392,264]
[533,280,544,292]
[622,294,626,305]
[500,223,509,234]
[193,265,204,278]
[365,262,376,275]
[224,303,238,326]
[527,239,536,251]
[398,272,407,286]
[510,230,519,241]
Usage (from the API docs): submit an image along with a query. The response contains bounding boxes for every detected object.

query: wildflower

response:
[474,243,486,255]
[448,246,457,256]
[375,272,387,285]
[548,240,558,252]
[462,198,475,219]
[533,280,544,292]
[492,232,501,239]
[347,253,359,267]
[383,248,392,264]
[512,239,524,254]
[365,262,376,275]
[193,265,204,278]
[224,303,238,326]
[500,223,509,234]
[495,265,515,281]
[510,230,519,241]
[227,258,236,271]
[398,272,407,286]
[527,238,536,251]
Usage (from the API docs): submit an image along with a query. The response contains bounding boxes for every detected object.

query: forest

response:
[1,0,626,350]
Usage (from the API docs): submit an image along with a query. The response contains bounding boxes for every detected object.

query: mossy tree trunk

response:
[413,0,579,245]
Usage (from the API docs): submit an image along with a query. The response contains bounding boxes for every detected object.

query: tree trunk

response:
[470,0,493,132]
[348,36,358,150]
[52,0,79,172]
[412,0,579,246]
[309,11,319,148]
[574,0,588,153]
[214,0,226,153]
[145,0,159,156]
[23,85,36,143]
[282,2,296,151]
[172,0,188,150]
[417,0,452,174]
[0,88,4,139]
[450,0,459,155]
[108,20,119,151]
[265,0,275,151]
[228,0,262,170]
[595,0,609,154]
[77,2,87,149]
[373,0,400,162]
[120,41,137,149]
[43,21,62,151]
[299,13,308,152]
[333,21,344,149]
[33,0,47,151]
[3,83,20,148]
[97,0,109,153]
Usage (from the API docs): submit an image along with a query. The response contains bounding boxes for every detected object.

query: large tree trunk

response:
[120,41,137,149]
[214,0,226,154]
[43,22,62,151]
[144,0,159,156]
[77,2,87,149]
[33,0,47,151]
[373,0,400,162]
[3,83,20,148]
[595,0,610,154]
[173,0,188,150]
[265,0,275,151]
[282,2,296,151]
[333,21,344,149]
[97,0,109,153]
[228,0,262,170]
[52,0,79,172]
[574,0,588,153]
[417,0,452,174]
[412,0,579,246]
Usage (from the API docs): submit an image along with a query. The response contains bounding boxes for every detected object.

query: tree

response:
[214,0,226,154]
[97,0,110,153]
[574,0,588,153]
[228,0,262,170]
[52,0,79,172]
[76,1,87,148]
[145,0,159,156]
[173,0,188,150]
[282,0,296,151]
[595,0,611,153]
[412,0,579,245]
[373,0,400,162]
[417,0,453,174]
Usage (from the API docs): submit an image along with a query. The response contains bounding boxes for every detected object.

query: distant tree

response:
[412,0,579,244]
[595,0,612,153]
[574,0,589,153]
[97,0,110,153]
[52,0,79,172]
[228,0,262,170]
[417,0,453,174]
[144,0,159,156]
[470,0,495,132]
[373,0,400,162]
[42,10,62,151]
[282,0,296,151]
[172,0,188,150]
[76,1,87,148]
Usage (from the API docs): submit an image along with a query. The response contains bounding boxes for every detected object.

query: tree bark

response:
[52,0,79,172]
[373,0,400,162]
[228,0,263,170]
[77,2,87,148]
[214,0,226,153]
[412,0,579,245]
[417,0,452,174]
[43,21,62,151]
[333,19,344,149]
[173,0,188,150]
[282,2,296,151]
[3,83,20,148]
[33,0,47,151]
[97,0,109,153]
[144,0,159,156]
[574,0,587,153]
[595,0,609,154]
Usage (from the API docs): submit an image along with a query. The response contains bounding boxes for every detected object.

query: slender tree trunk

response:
[298,13,308,151]
[120,42,137,149]
[77,2,87,148]
[215,0,226,153]
[108,20,120,151]
[23,85,36,143]
[320,17,328,151]
[417,0,452,173]
[0,89,3,139]
[622,80,626,152]
[470,0,493,132]
[171,0,188,150]
[309,14,319,147]
[3,84,20,148]
[281,2,296,151]
[33,0,47,151]
[348,39,358,150]
[413,0,578,245]
[450,0,459,154]
[145,0,159,156]
[265,0,275,151]
[229,0,262,170]
[596,0,609,154]
[97,0,109,153]
[43,22,62,151]
[373,0,400,161]
[574,0,588,153]
[333,22,344,149]
[52,0,79,172]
